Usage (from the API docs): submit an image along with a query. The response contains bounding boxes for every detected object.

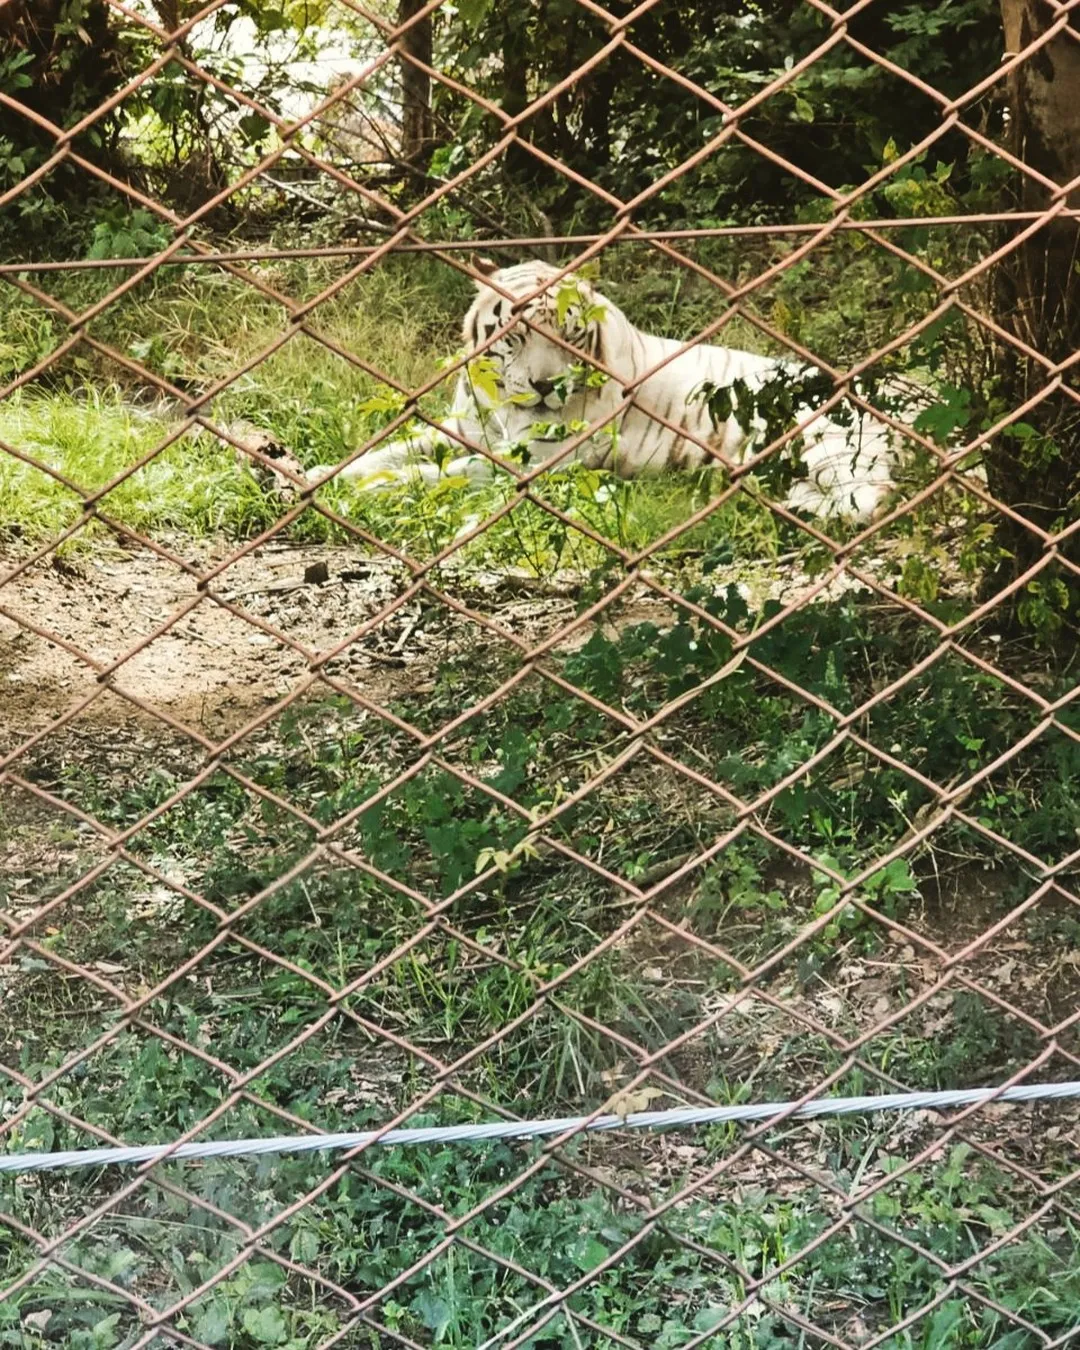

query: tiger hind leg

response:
[787,423,895,521]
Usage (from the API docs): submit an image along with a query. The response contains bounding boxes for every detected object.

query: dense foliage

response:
[440,0,1004,225]
[1,0,1005,226]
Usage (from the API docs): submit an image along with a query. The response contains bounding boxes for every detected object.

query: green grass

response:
[0,254,462,548]
[3,688,1079,1347]
[4,603,1080,1344]
[0,235,949,572]
[0,391,274,540]
[0,247,794,568]
[3,1128,1077,1347]
[0,381,791,573]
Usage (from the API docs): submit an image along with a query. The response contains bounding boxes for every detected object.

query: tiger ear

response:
[469,254,499,279]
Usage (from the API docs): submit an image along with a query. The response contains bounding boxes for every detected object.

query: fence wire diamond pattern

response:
[2,0,1080,1346]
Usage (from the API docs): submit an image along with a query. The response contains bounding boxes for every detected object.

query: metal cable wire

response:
[4,1082,1080,1175]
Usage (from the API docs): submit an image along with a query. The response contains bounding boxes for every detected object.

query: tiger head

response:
[461,259,606,411]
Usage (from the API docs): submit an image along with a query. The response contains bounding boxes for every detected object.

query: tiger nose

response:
[532,379,555,397]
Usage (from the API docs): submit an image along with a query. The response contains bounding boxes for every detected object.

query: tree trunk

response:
[581,67,615,167]
[501,10,535,182]
[397,0,434,170]
[987,0,1080,583]
[500,8,563,188]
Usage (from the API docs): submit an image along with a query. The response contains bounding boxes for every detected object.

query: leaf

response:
[556,280,578,326]
[102,1247,140,1281]
[912,384,971,446]
[412,1289,452,1339]
[924,1300,965,1342]
[457,0,495,27]
[242,1306,288,1344]
[572,1235,610,1273]
[238,113,271,146]
[194,1301,231,1346]
[92,1313,122,1346]
[694,1306,726,1332]
[290,1228,319,1263]
[356,389,403,417]
[466,357,501,405]
[253,7,289,32]
[792,94,815,122]
[974,1203,1014,1234]
[605,1085,665,1119]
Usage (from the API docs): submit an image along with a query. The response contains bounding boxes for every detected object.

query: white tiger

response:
[310,259,898,519]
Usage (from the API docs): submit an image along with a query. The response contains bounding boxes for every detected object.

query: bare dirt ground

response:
[0,538,581,746]
[1,534,878,752]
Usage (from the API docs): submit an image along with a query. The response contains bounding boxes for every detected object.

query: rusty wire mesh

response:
[2,0,1080,1345]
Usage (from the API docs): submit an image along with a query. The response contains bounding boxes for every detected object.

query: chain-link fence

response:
[2,0,1080,1345]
